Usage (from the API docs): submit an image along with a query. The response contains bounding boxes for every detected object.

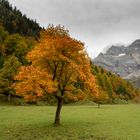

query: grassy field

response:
[1,104,140,140]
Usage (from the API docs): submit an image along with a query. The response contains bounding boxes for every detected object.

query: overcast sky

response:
[8,0,140,58]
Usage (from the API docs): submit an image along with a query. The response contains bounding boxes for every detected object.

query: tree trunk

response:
[7,94,11,102]
[54,97,63,126]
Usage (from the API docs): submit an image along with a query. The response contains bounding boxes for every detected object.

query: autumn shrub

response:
[133,96,140,103]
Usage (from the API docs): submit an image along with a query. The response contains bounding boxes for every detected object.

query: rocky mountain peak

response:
[106,45,125,55]
[94,39,140,88]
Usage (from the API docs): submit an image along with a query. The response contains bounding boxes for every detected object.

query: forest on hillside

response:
[0,0,41,38]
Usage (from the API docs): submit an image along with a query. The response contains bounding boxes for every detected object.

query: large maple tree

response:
[13,25,99,125]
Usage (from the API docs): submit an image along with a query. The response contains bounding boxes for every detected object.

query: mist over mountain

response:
[94,39,140,88]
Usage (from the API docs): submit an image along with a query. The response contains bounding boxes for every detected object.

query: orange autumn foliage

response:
[14,25,99,102]
[13,66,57,102]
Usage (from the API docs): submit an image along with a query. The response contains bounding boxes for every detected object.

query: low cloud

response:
[9,0,140,58]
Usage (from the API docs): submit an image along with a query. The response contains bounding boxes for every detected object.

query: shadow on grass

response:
[2,121,123,140]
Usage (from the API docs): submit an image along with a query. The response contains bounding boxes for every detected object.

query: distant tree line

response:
[91,64,139,104]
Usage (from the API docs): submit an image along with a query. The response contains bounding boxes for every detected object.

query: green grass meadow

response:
[1,104,140,140]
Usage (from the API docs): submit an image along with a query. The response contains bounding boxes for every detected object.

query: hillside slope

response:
[0,0,42,38]
[91,64,139,103]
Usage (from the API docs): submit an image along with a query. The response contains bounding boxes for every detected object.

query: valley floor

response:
[0,104,140,140]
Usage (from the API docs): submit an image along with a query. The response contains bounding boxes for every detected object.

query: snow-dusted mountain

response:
[94,39,140,88]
